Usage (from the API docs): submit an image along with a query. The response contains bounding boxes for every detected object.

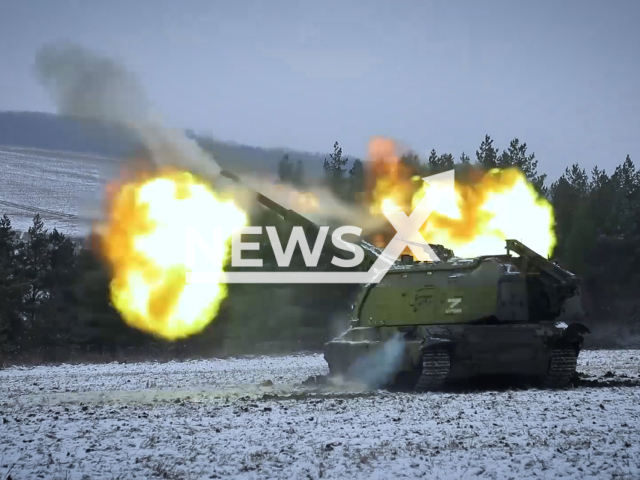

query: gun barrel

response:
[220,170,324,234]
[221,169,385,268]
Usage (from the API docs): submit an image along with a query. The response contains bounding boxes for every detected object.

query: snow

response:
[0,145,116,237]
[1,350,639,479]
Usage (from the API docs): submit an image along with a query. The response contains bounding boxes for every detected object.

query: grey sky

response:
[1,0,638,179]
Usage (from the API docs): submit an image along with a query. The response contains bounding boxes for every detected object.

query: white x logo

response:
[380,169,455,262]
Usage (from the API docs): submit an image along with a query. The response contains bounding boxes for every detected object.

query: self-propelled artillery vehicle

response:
[221,170,590,390]
[324,239,589,390]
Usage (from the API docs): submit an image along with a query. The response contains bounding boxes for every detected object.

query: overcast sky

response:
[1,0,638,179]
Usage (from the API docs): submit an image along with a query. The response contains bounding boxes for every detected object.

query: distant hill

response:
[0,111,139,157]
[0,111,331,177]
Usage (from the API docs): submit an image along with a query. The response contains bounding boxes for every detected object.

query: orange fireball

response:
[367,138,556,258]
[95,169,247,340]
[414,168,556,258]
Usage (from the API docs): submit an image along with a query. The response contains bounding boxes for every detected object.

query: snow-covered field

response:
[0,145,117,236]
[1,145,639,478]
[1,351,639,480]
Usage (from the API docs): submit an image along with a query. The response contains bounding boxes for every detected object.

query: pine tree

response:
[323,141,348,176]
[0,215,24,355]
[551,163,590,254]
[475,135,499,169]
[292,160,305,188]
[497,138,547,193]
[426,150,454,173]
[73,248,150,353]
[277,154,293,183]
[427,149,438,170]
[323,141,349,194]
[18,214,51,329]
[348,158,365,202]
[399,151,421,177]
[41,229,78,346]
[437,153,455,171]
[562,204,597,274]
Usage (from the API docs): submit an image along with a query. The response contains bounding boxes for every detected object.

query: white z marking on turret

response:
[446,297,462,314]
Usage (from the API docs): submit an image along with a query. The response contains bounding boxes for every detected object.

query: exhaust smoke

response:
[333,335,406,390]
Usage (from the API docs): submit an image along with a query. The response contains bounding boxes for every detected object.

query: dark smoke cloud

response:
[34,42,387,230]
[36,42,149,124]
[35,41,222,181]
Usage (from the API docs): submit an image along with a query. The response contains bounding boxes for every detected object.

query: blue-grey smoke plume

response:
[344,334,405,389]
[34,41,222,180]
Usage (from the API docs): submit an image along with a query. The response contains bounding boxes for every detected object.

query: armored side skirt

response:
[324,323,587,384]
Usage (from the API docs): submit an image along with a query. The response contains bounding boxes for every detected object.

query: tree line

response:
[279,136,547,198]
[1,134,638,363]
[279,134,639,294]
[0,214,153,363]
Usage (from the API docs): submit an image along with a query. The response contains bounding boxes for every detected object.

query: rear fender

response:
[557,322,591,353]
[421,337,455,352]
[420,327,457,353]
[563,322,591,338]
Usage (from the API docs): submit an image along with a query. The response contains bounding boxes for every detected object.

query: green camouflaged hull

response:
[325,240,590,390]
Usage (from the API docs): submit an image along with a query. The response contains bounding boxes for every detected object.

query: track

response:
[415,347,450,392]
[544,347,578,388]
